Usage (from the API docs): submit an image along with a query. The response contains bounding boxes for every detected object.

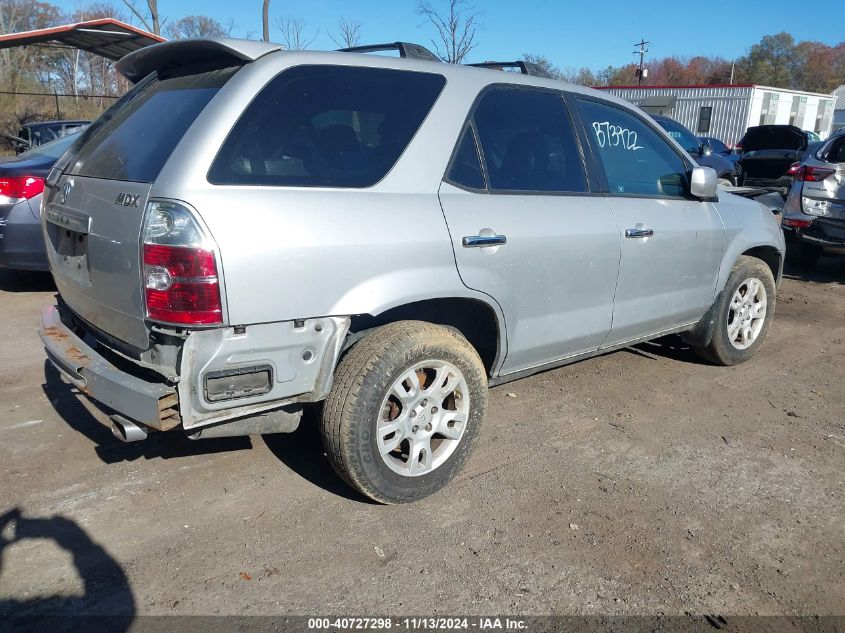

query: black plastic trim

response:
[338,42,441,62]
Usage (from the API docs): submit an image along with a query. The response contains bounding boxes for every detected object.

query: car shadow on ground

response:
[628,334,704,364]
[783,255,844,285]
[0,269,55,293]
[263,407,375,504]
[41,362,252,464]
[0,507,135,630]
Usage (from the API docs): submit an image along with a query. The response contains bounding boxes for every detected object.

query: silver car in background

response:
[38,38,785,503]
[782,132,845,266]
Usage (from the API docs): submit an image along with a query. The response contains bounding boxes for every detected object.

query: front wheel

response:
[693,255,776,366]
[321,321,487,504]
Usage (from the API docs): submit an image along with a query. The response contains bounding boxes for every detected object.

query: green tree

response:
[735,32,800,88]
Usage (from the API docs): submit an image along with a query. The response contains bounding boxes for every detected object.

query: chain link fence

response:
[0,89,119,156]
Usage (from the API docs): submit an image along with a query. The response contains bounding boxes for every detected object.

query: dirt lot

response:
[0,260,843,621]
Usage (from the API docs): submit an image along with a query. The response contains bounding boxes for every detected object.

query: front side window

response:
[657,119,700,155]
[209,66,446,188]
[576,99,689,198]
[707,138,728,154]
[472,87,587,193]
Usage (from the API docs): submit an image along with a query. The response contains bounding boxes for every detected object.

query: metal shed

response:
[596,84,836,147]
[0,18,164,61]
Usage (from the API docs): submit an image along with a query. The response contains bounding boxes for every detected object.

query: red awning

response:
[0,18,164,61]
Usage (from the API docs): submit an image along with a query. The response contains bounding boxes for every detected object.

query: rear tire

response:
[692,256,776,366]
[321,321,487,504]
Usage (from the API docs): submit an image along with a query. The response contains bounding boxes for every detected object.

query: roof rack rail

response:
[468,61,552,79]
[338,42,441,63]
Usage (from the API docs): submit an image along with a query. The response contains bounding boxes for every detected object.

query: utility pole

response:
[634,38,649,85]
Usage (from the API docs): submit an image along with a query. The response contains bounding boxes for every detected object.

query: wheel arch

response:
[741,245,782,286]
[684,245,782,349]
[347,296,506,377]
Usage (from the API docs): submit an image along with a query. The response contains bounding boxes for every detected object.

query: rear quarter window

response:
[208,65,446,188]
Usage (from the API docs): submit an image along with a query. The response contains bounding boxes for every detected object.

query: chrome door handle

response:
[625,227,654,238]
[462,234,507,248]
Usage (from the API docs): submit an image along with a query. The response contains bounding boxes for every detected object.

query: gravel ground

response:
[0,260,843,621]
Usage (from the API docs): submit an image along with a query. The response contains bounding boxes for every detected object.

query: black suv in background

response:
[10,120,89,154]
[652,115,739,186]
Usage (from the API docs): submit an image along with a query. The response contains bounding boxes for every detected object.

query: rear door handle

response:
[625,227,654,238]
[462,234,507,248]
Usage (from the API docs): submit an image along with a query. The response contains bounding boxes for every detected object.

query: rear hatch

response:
[43,65,237,349]
[740,125,807,181]
[802,137,845,225]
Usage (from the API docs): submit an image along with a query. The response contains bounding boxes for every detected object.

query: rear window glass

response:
[69,67,237,183]
[208,65,446,188]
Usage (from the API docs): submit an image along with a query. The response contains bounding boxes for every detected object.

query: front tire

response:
[693,255,776,366]
[321,321,487,504]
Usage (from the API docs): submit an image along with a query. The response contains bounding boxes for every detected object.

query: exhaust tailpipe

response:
[110,415,148,442]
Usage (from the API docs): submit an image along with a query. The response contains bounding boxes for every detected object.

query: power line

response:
[633,38,650,86]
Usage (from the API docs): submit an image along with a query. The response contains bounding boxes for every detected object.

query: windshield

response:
[19,129,84,161]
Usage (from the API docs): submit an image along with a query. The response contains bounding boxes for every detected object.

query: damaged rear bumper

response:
[39,304,181,430]
[40,304,352,437]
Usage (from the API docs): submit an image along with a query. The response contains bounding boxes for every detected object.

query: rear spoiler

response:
[116,38,282,83]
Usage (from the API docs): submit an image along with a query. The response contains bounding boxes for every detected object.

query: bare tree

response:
[274,17,318,50]
[329,17,362,49]
[416,0,480,63]
[165,15,231,39]
[262,0,271,42]
[522,53,563,79]
[122,0,161,35]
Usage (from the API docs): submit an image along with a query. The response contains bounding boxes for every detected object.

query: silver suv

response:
[39,39,785,503]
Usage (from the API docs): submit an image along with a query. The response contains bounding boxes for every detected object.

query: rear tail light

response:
[141,201,222,325]
[796,165,835,182]
[0,176,45,202]
[782,217,813,228]
[786,162,801,176]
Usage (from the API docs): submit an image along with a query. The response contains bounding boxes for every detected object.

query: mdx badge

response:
[115,193,141,207]
[60,178,73,205]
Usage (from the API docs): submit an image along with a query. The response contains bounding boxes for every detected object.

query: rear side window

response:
[69,67,237,183]
[822,137,845,163]
[577,99,689,197]
[472,88,587,193]
[209,66,446,188]
[446,125,485,189]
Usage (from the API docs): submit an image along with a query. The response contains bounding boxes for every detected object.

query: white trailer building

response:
[596,84,836,147]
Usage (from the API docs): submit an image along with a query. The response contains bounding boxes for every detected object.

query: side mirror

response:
[690,166,718,199]
[700,142,713,157]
